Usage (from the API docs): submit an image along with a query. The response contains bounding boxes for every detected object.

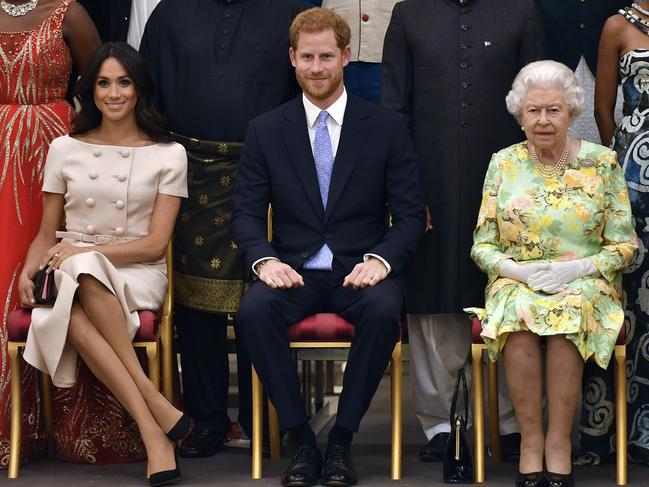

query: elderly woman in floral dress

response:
[467,60,638,487]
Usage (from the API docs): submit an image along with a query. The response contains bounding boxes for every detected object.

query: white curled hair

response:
[505,60,584,123]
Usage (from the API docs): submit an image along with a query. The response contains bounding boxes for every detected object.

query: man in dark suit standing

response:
[232,8,424,486]
[381,0,545,461]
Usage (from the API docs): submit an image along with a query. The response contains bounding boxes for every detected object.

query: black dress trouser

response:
[176,306,253,438]
[235,260,401,432]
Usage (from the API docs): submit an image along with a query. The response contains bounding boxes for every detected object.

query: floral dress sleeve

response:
[589,150,638,282]
[471,151,512,279]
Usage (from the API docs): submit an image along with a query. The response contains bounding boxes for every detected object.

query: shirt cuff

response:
[363,253,391,274]
[251,257,280,276]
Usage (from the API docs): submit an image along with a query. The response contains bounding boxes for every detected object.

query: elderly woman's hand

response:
[499,259,551,284]
[528,258,599,294]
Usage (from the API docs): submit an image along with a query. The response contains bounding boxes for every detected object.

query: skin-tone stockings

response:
[504,331,583,475]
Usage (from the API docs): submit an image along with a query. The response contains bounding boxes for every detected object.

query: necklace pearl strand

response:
[529,140,570,178]
[1,0,38,17]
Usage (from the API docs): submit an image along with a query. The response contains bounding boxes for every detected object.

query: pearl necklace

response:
[530,140,570,179]
[633,2,649,17]
[1,0,38,17]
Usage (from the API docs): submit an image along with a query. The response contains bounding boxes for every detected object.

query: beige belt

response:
[56,231,138,245]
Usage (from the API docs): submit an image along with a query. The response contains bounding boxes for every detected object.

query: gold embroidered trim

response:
[174,271,245,313]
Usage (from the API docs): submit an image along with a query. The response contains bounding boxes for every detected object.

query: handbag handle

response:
[449,367,469,424]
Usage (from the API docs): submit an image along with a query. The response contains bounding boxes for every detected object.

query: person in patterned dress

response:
[582,0,649,467]
[0,0,99,467]
[467,60,638,487]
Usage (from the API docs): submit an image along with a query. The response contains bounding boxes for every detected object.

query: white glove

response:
[527,258,599,294]
[499,259,551,283]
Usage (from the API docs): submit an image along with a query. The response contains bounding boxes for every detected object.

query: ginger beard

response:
[295,65,343,103]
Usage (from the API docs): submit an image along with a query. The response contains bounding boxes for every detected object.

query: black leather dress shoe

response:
[321,444,358,487]
[420,432,449,462]
[516,471,545,487]
[280,445,322,487]
[545,471,574,487]
[501,433,522,463]
[179,424,224,458]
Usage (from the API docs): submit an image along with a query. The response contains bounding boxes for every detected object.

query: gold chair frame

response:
[250,340,403,480]
[470,340,627,485]
[7,244,175,479]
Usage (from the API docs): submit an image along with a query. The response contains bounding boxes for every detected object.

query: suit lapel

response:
[283,98,325,217]
[325,96,370,223]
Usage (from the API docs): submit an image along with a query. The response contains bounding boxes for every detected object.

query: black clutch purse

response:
[443,367,475,484]
[32,267,56,305]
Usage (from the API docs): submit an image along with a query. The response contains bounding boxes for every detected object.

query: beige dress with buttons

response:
[23,135,188,388]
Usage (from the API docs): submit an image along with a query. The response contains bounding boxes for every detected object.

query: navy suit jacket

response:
[232,93,425,286]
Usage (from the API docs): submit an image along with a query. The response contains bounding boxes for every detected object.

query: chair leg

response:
[471,344,486,483]
[252,366,264,479]
[615,345,627,486]
[487,359,502,462]
[39,371,53,453]
[8,342,22,479]
[390,341,403,480]
[268,400,281,460]
[161,315,174,401]
[146,343,161,391]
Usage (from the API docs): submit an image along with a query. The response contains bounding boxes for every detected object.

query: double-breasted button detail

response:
[86,225,95,234]
[92,149,102,157]
[115,227,125,236]
[118,149,130,158]
[86,198,95,207]
[115,200,125,209]
[64,192,71,200]
[89,171,98,180]
[117,174,127,182]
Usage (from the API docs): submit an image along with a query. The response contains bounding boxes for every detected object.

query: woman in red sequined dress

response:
[0,0,102,467]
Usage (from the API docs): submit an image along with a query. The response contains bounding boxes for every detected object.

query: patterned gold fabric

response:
[172,136,245,313]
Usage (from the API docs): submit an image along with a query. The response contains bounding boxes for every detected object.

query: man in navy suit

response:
[232,8,424,486]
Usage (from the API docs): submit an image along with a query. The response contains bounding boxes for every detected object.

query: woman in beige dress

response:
[17,42,189,486]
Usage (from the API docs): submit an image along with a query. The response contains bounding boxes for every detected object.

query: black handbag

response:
[32,267,56,305]
[443,367,475,484]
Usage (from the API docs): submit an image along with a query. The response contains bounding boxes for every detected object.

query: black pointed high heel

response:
[166,414,191,442]
[149,447,181,487]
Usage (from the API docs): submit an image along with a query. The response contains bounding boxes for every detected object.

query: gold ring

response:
[53,253,60,259]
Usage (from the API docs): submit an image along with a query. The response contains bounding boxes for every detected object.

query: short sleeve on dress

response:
[42,137,66,194]
[157,143,188,198]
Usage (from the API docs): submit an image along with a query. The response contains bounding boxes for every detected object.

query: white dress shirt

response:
[252,88,391,275]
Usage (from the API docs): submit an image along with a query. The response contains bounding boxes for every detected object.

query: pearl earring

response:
[521,126,525,131]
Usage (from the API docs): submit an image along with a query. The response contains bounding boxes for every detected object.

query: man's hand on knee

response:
[343,257,388,289]
[258,260,304,289]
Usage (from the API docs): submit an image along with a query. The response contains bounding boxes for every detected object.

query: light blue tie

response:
[304,111,334,270]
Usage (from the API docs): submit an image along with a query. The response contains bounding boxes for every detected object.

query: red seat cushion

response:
[7,309,160,342]
[472,316,627,346]
[288,313,355,342]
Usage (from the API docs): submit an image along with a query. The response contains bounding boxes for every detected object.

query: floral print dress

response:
[466,141,638,368]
